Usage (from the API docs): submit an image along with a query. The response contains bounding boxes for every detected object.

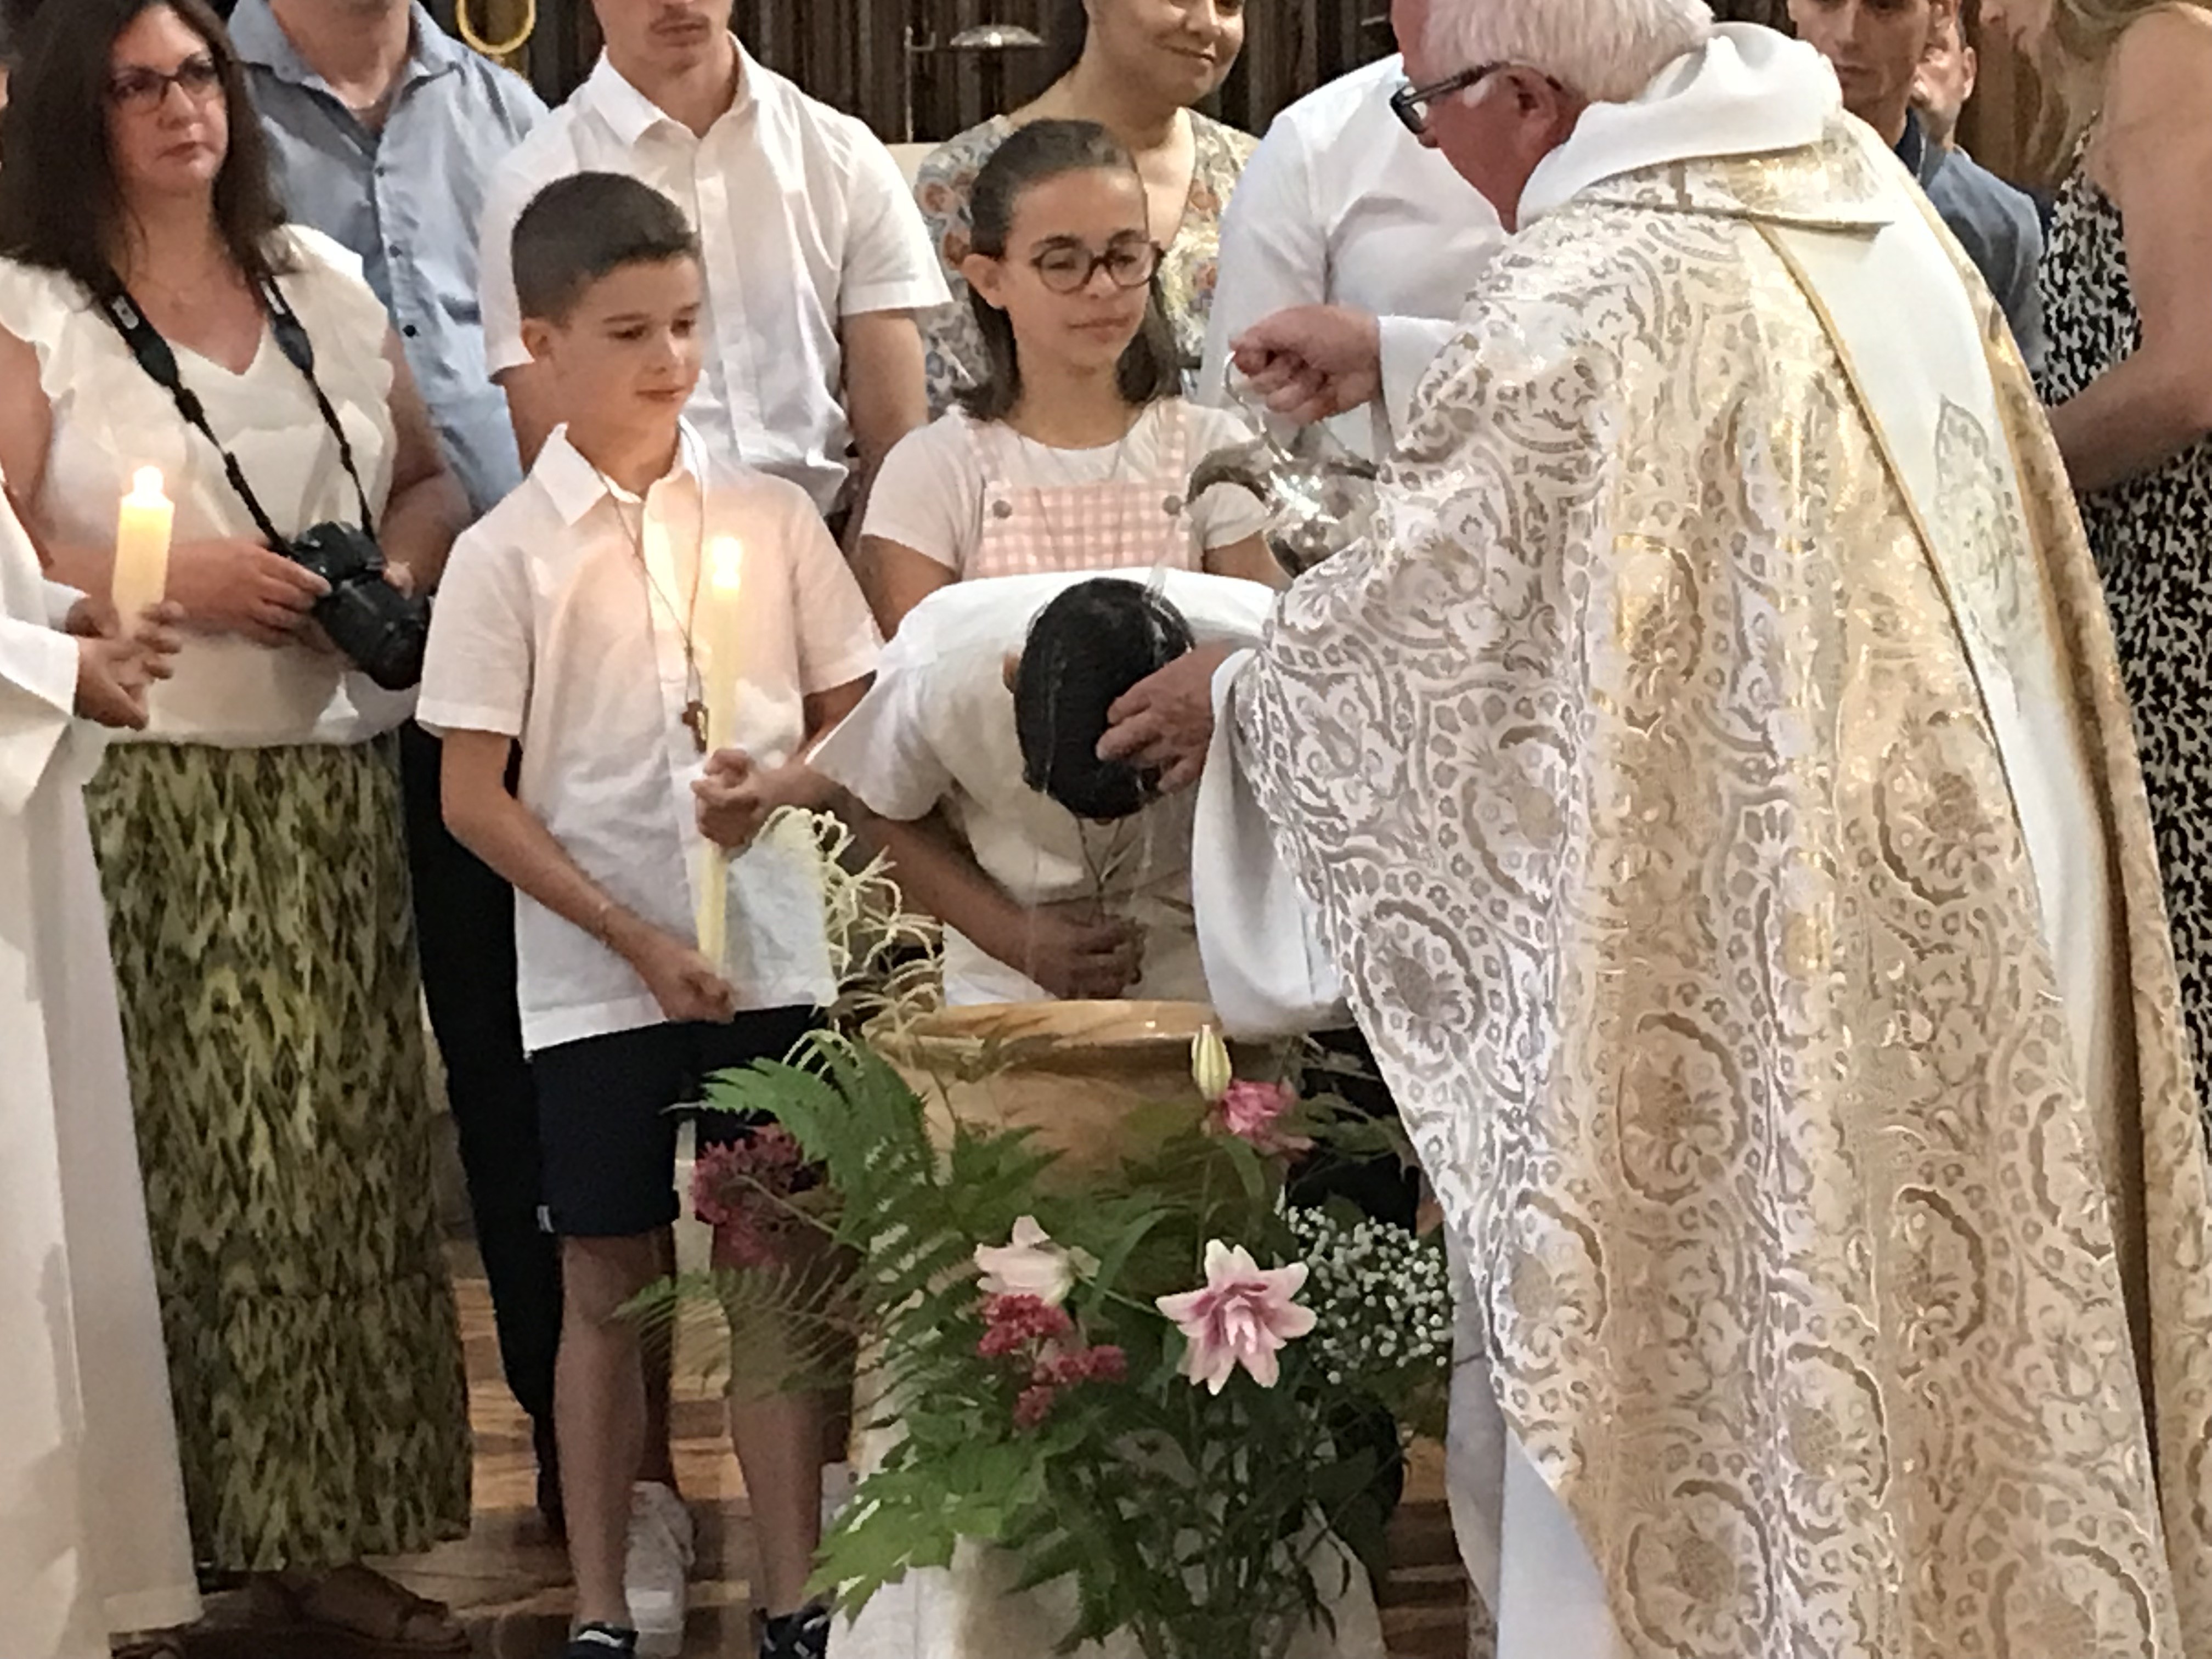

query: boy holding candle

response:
[417,172,879,1659]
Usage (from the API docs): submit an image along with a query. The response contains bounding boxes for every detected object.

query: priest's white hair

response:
[1424,0,1716,103]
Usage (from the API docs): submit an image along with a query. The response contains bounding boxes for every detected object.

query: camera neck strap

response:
[92,268,378,543]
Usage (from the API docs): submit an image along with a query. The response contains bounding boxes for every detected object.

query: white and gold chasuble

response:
[1197,25,2212,1658]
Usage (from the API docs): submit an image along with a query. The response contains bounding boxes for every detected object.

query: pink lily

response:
[1155,1240,1317,1393]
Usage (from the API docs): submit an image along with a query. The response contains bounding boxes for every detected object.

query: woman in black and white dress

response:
[1984,0,2212,1091]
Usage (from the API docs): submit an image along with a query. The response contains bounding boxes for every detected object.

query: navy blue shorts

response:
[530,1007,821,1238]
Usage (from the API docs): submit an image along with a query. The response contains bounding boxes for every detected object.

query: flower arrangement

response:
[647,1013,1453,1659]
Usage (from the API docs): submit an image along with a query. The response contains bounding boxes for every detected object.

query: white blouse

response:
[0,225,406,748]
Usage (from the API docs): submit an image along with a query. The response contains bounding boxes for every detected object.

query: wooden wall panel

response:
[498,0,1398,140]
[478,0,2045,182]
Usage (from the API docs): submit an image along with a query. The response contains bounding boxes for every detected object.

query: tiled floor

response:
[184,1251,1475,1658]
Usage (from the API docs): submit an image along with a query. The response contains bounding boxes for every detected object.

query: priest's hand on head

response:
[72,602,183,730]
[1099,641,1236,795]
[1230,306,1383,427]
[1012,901,1146,1003]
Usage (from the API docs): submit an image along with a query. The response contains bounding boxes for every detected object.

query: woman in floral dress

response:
[912,0,1256,417]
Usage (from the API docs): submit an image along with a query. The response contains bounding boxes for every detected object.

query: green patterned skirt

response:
[86,737,473,1572]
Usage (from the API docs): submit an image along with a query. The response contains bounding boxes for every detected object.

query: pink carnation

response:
[977,1293,1075,1361]
[1014,1385,1058,1430]
[691,1128,810,1267]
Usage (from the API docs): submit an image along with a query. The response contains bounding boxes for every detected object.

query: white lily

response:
[975,1216,1092,1306]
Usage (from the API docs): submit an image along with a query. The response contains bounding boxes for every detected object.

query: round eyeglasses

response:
[1030,239,1163,295]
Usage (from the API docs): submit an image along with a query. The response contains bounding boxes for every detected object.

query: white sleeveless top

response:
[0,226,406,748]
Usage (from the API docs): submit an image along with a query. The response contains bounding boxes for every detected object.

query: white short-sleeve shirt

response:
[1197,56,1505,458]
[807,568,1273,1007]
[417,425,882,1052]
[478,43,949,515]
[861,399,1272,576]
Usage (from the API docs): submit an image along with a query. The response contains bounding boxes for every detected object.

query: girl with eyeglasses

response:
[858,119,1276,638]
[913,0,1254,421]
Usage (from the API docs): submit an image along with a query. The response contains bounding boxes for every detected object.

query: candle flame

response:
[129,466,166,502]
[710,536,743,592]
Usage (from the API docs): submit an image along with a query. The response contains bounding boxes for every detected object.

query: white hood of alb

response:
[1519,24,1844,227]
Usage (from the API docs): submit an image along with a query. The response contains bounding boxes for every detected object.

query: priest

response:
[1101,4,2212,1655]
[0,478,198,1659]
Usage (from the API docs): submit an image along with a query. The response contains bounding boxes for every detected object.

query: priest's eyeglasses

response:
[1391,63,1506,135]
[1031,238,1163,295]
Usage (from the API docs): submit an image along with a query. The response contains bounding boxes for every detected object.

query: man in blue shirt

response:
[1787,0,2047,369]
[227,0,566,1536]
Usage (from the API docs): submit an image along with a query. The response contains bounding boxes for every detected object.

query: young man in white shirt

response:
[477,0,949,536]
[808,569,1276,1008]
[422,175,879,1659]
[1198,53,1504,458]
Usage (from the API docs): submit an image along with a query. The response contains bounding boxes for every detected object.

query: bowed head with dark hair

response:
[1014,577,1195,822]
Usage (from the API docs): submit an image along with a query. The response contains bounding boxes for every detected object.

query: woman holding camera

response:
[0,0,474,1647]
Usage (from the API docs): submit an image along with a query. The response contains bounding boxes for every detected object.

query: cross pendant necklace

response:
[597,466,709,754]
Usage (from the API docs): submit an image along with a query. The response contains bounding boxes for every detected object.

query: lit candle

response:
[695,537,745,970]
[112,466,173,626]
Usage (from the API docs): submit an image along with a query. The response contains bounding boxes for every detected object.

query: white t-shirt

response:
[808,568,1273,1007]
[1198,56,1505,458]
[478,43,949,514]
[0,228,410,748]
[417,425,882,1053]
[861,400,1271,575]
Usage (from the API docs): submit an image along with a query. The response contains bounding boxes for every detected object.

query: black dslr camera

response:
[289,522,430,691]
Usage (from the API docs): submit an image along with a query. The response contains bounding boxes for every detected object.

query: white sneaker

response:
[625,1480,695,1659]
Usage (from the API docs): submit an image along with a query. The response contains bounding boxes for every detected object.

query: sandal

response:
[245,1566,470,1654]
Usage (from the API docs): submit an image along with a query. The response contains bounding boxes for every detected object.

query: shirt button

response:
[403,324,419,338]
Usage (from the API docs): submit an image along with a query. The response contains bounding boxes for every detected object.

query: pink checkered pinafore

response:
[962,400,1203,580]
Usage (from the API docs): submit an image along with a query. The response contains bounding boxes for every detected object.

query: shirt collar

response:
[1894,106,1933,181]
[229,0,465,96]
[578,36,763,146]
[533,424,706,527]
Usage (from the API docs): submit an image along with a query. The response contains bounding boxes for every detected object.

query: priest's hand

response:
[1231,306,1383,426]
[1099,642,1234,794]
[1010,901,1145,1002]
